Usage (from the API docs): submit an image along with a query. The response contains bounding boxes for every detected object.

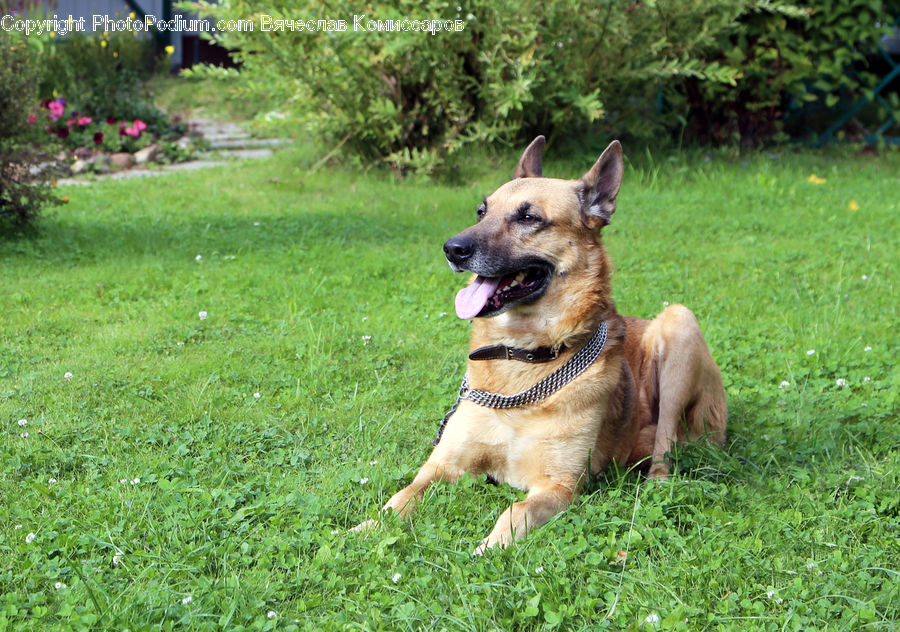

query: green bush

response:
[0,31,60,236]
[192,0,746,174]
[679,0,892,146]
[32,30,179,133]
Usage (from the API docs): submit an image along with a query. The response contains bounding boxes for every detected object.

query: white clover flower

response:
[253,392,261,399]
[120,478,128,484]
[54,581,67,590]
[361,335,372,345]
[253,221,261,226]
[861,274,868,280]
[25,532,36,543]
[863,376,871,383]
[330,529,340,535]
[14,525,22,530]
[534,566,544,574]
[806,349,815,355]
[198,311,208,320]
[864,346,872,352]
[195,254,202,262]
[836,378,848,388]
[391,572,402,584]
[663,301,670,306]
[779,380,790,390]
[17,419,27,427]
[644,613,660,625]
[131,478,140,485]
[64,372,73,380]
[20,432,28,439]
[806,562,815,570]
[359,477,369,485]
[182,594,193,605]
[113,552,123,566]
[439,312,448,317]
[266,610,277,620]
[48,478,57,484]
[369,459,378,466]
[362,316,368,322]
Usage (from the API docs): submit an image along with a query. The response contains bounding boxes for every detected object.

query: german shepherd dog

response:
[355,137,727,554]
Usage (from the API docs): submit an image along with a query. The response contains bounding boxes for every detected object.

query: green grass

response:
[1,144,898,631]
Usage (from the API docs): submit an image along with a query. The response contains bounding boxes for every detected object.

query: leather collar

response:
[468,342,566,363]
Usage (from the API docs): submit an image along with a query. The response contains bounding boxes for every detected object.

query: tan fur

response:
[354,138,727,553]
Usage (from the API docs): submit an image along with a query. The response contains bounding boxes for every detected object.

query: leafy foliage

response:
[191,0,745,173]
[22,28,184,141]
[680,0,893,146]
[0,31,60,236]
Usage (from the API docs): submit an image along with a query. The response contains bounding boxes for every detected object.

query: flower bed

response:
[30,97,194,175]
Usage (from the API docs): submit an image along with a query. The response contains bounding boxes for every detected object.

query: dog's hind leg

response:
[646,304,727,479]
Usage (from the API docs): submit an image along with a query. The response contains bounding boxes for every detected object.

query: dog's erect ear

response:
[513,135,546,179]
[579,140,623,229]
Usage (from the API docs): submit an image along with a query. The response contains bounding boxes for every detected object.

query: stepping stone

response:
[208,138,291,149]
[217,148,274,159]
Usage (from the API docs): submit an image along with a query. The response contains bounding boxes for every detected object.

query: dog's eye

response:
[519,213,541,224]
[476,205,486,221]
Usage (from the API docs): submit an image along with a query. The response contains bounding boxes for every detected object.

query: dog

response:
[355,136,727,554]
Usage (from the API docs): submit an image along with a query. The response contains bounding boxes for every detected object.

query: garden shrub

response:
[32,30,181,136]
[192,0,748,174]
[679,0,893,146]
[0,31,60,236]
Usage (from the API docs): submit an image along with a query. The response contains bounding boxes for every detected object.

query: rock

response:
[73,147,95,160]
[70,159,89,175]
[109,153,134,171]
[133,144,159,165]
[176,136,192,150]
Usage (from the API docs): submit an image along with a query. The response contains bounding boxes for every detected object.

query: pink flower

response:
[48,99,65,121]
[123,119,148,137]
[27,113,37,125]
[66,118,77,126]
[77,117,92,126]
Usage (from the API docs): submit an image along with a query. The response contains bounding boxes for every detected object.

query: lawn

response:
[1,144,898,631]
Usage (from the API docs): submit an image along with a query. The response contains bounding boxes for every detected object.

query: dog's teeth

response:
[515,272,526,282]
[509,280,519,288]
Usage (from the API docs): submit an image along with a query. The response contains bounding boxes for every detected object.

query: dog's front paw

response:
[348,519,379,533]
[472,533,511,556]
[647,462,671,480]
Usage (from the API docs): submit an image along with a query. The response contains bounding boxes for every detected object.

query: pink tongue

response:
[455,275,501,319]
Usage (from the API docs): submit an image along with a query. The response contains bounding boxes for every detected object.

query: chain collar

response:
[434,321,608,445]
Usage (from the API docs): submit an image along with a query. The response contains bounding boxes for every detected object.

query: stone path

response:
[57,118,290,186]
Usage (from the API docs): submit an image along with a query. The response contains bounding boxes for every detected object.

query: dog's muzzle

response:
[443,234,553,320]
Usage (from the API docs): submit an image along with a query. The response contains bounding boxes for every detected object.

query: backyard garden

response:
[1,1,899,630]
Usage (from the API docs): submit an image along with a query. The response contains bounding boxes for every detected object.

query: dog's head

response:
[446,136,623,320]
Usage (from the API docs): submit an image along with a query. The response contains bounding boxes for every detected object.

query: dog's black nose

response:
[443,235,475,264]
